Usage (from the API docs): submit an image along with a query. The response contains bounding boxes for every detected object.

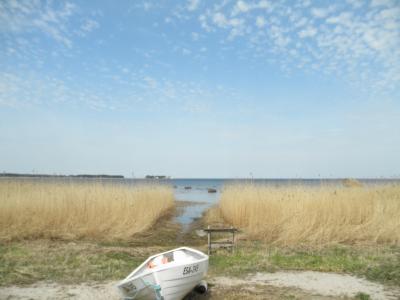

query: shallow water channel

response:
[173,179,221,226]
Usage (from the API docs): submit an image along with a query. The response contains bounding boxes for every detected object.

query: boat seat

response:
[173,250,195,263]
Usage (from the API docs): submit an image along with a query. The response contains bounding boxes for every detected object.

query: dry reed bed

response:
[0,180,174,241]
[219,184,400,246]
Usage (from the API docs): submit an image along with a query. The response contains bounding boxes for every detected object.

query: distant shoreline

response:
[1,174,399,181]
[0,173,124,179]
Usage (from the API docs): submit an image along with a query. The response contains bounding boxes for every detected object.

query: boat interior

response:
[128,248,205,279]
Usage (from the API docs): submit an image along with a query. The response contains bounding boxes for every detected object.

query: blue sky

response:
[1,0,399,178]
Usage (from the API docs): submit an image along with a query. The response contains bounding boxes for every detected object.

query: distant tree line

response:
[145,175,170,179]
[0,173,124,179]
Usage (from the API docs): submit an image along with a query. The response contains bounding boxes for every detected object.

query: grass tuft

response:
[355,292,371,300]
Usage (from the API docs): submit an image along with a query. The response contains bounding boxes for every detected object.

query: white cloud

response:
[0,71,111,110]
[311,5,336,18]
[298,26,317,38]
[198,14,209,30]
[346,0,364,8]
[294,17,308,28]
[0,1,99,48]
[142,2,153,11]
[182,48,191,55]
[231,0,274,16]
[229,18,244,27]
[187,0,200,11]
[257,0,273,10]
[143,76,157,89]
[0,68,239,113]
[211,11,245,35]
[376,7,400,20]
[81,19,99,33]
[256,16,266,28]
[213,12,228,27]
[33,18,72,47]
[326,12,353,26]
[232,0,251,15]
[186,0,400,93]
[370,0,395,7]
[191,32,200,41]
[363,28,394,51]
[311,8,329,18]
[0,1,75,45]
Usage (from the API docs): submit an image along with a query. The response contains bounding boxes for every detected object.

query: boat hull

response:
[157,260,208,300]
[117,247,209,300]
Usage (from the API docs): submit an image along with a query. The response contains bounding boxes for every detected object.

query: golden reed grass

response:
[0,180,174,241]
[219,184,400,246]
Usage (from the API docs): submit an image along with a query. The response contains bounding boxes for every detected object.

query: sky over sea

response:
[0,0,399,178]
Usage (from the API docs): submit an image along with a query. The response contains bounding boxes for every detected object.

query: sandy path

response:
[0,282,119,300]
[1,272,399,300]
[213,271,400,300]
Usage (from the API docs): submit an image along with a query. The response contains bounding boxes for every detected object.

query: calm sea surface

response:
[3,177,399,225]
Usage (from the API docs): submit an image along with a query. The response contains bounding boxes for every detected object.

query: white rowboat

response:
[116,247,209,300]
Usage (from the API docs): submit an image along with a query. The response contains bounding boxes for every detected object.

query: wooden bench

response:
[203,226,238,255]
